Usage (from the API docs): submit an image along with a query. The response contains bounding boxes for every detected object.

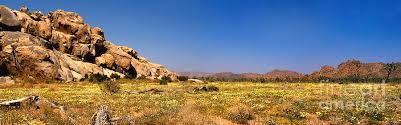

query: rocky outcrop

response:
[0,6,176,82]
[264,69,304,79]
[310,59,400,80]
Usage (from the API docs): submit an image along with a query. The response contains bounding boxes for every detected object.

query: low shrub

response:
[159,79,168,85]
[227,106,254,124]
[100,81,121,94]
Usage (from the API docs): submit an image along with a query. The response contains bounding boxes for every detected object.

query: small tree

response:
[159,76,172,85]
[384,63,397,83]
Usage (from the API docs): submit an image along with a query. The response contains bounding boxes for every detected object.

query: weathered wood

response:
[0,95,39,109]
[138,88,164,94]
[124,88,164,94]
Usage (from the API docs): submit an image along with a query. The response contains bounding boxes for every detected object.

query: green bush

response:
[159,79,168,85]
[177,76,189,81]
[89,73,109,82]
[110,73,121,80]
[159,76,172,85]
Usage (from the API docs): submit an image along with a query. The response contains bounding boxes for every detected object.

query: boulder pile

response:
[0,5,176,82]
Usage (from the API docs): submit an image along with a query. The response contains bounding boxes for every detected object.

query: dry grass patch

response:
[0,82,400,124]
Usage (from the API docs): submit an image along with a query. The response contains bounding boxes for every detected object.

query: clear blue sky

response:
[3,0,401,73]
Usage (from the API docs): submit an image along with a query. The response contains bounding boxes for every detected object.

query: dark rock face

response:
[0,5,176,82]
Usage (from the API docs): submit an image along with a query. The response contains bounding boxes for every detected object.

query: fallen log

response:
[0,96,76,124]
[138,88,164,94]
[124,88,164,94]
[0,95,39,109]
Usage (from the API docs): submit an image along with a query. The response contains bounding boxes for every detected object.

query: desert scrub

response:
[99,81,121,94]
[0,82,400,124]
[226,106,254,124]
[159,76,172,85]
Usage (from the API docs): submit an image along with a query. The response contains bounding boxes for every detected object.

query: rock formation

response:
[0,5,176,82]
[310,59,400,80]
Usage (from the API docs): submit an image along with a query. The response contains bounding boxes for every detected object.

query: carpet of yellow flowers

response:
[0,79,400,124]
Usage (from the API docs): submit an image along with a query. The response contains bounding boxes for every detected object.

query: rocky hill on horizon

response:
[179,60,401,82]
[0,5,176,82]
[310,59,401,80]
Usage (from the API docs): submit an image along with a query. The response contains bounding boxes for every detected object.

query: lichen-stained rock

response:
[91,27,104,37]
[0,31,49,48]
[90,34,105,46]
[35,20,52,39]
[51,10,84,34]
[15,46,51,61]
[2,45,13,54]
[96,53,115,68]
[50,30,76,52]
[130,58,151,78]
[19,6,29,14]
[51,52,124,82]
[13,46,58,79]
[105,46,132,70]
[30,11,43,21]
[12,9,52,40]
[119,46,138,58]
[0,5,21,31]
[71,44,91,59]
[76,24,91,44]
[12,10,33,33]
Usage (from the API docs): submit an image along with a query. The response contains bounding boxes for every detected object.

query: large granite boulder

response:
[0,5,176,82]
[0,5,21,31]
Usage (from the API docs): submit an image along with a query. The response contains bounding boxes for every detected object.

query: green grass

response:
[0,80,401,124]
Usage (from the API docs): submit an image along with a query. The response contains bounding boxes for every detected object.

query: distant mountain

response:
[264,69,304,78]
[178,70,304,79]
[177,72,215,78]
[178,59,401,82]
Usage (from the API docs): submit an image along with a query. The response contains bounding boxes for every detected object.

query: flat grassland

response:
[0,80,400,125]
